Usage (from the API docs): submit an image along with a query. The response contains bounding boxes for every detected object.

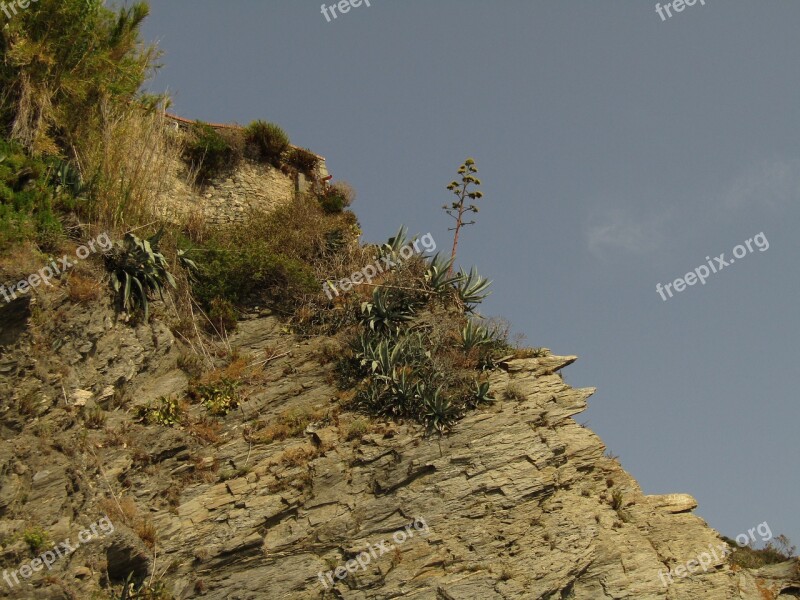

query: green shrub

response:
[316,182,355,214]
[192,243,317,310]
[22,527,50,554]
[191,379,240,416]
[245,120,290,166]
[287,147,320,177]
[0,0,154,155]
[185,197,351,312]
[0,138,65,251]
[184,123,238,182]
[106,229,177,319]
[136,396,183,427]
[206,297,238,334]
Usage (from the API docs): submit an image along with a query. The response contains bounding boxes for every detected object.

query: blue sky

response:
[141,1,800,545]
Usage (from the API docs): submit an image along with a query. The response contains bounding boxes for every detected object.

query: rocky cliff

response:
[0,291,797,599]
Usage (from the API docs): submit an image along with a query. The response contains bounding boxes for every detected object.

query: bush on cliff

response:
[183,195,359,315]
[184,123,240,183]
[245,120,290,167]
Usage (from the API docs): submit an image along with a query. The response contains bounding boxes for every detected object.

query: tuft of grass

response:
[345,418,370,441]
[82,406,107,429]
[245,120,290,166]
[248,406,325,444]
[504,383,526,402]
[22,527,49,555]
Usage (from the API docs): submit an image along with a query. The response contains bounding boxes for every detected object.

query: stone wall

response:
[159,116,329,225]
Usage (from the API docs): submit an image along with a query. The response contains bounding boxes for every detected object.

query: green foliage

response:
[106,229,177,319]
[470,380,495,406]
[378,225,411,260]
[461,319,493,351]
[206,297,238,334]
[192,379,240,416]
[359,287,416,335]
[0,137,65,251]
[420,385,460,434]
[245,120,290,166]
[22,527,49,554]
[184,123,238,182]
[339,280,501,433]
[425,253,461,294]
[0,0,156,154]
[316,183,354,214]
[287,147,320,177]
[455,266,492,309]
[185,196,359,316]
[191,241,317,310]
[136,396,183,427]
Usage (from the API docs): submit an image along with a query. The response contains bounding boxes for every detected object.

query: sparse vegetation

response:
[191,378,240,416]
[245,120,290,166]
[22,526,49,554]
[723,534,796,568]
[287,147,320,177]
[184,122,239,182]
[135,396,184,427]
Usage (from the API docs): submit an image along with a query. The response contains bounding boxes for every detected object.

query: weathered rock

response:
[0,306,797,600]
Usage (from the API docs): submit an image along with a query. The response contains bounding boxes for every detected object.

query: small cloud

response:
[588,210,665,257]
[723,158,800,209]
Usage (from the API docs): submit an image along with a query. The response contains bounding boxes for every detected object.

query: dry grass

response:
[66,273,103,304]
[100,495,157,549]
[78,102,182,233]
[188,417,222,444]
[280,445,316,467]
[247,406,327,445]
[345,418,371,441]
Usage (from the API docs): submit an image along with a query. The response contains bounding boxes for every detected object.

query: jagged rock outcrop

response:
[0,303,798,599]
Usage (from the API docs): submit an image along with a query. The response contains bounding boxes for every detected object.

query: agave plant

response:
[471,380,495,406]
[461,319,493,351]
[419,385,460,433]
[351,332,381,370]
[371,338,406,377]
[455,266,492,310]
[386,368,418,415]
[107,229,176,319]
[377,225,412,261]
[360,287,415,335]
[52,159,85,198]
[425,253,462,294]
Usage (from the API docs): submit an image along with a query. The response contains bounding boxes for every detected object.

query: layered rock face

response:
[0,302,798,599]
